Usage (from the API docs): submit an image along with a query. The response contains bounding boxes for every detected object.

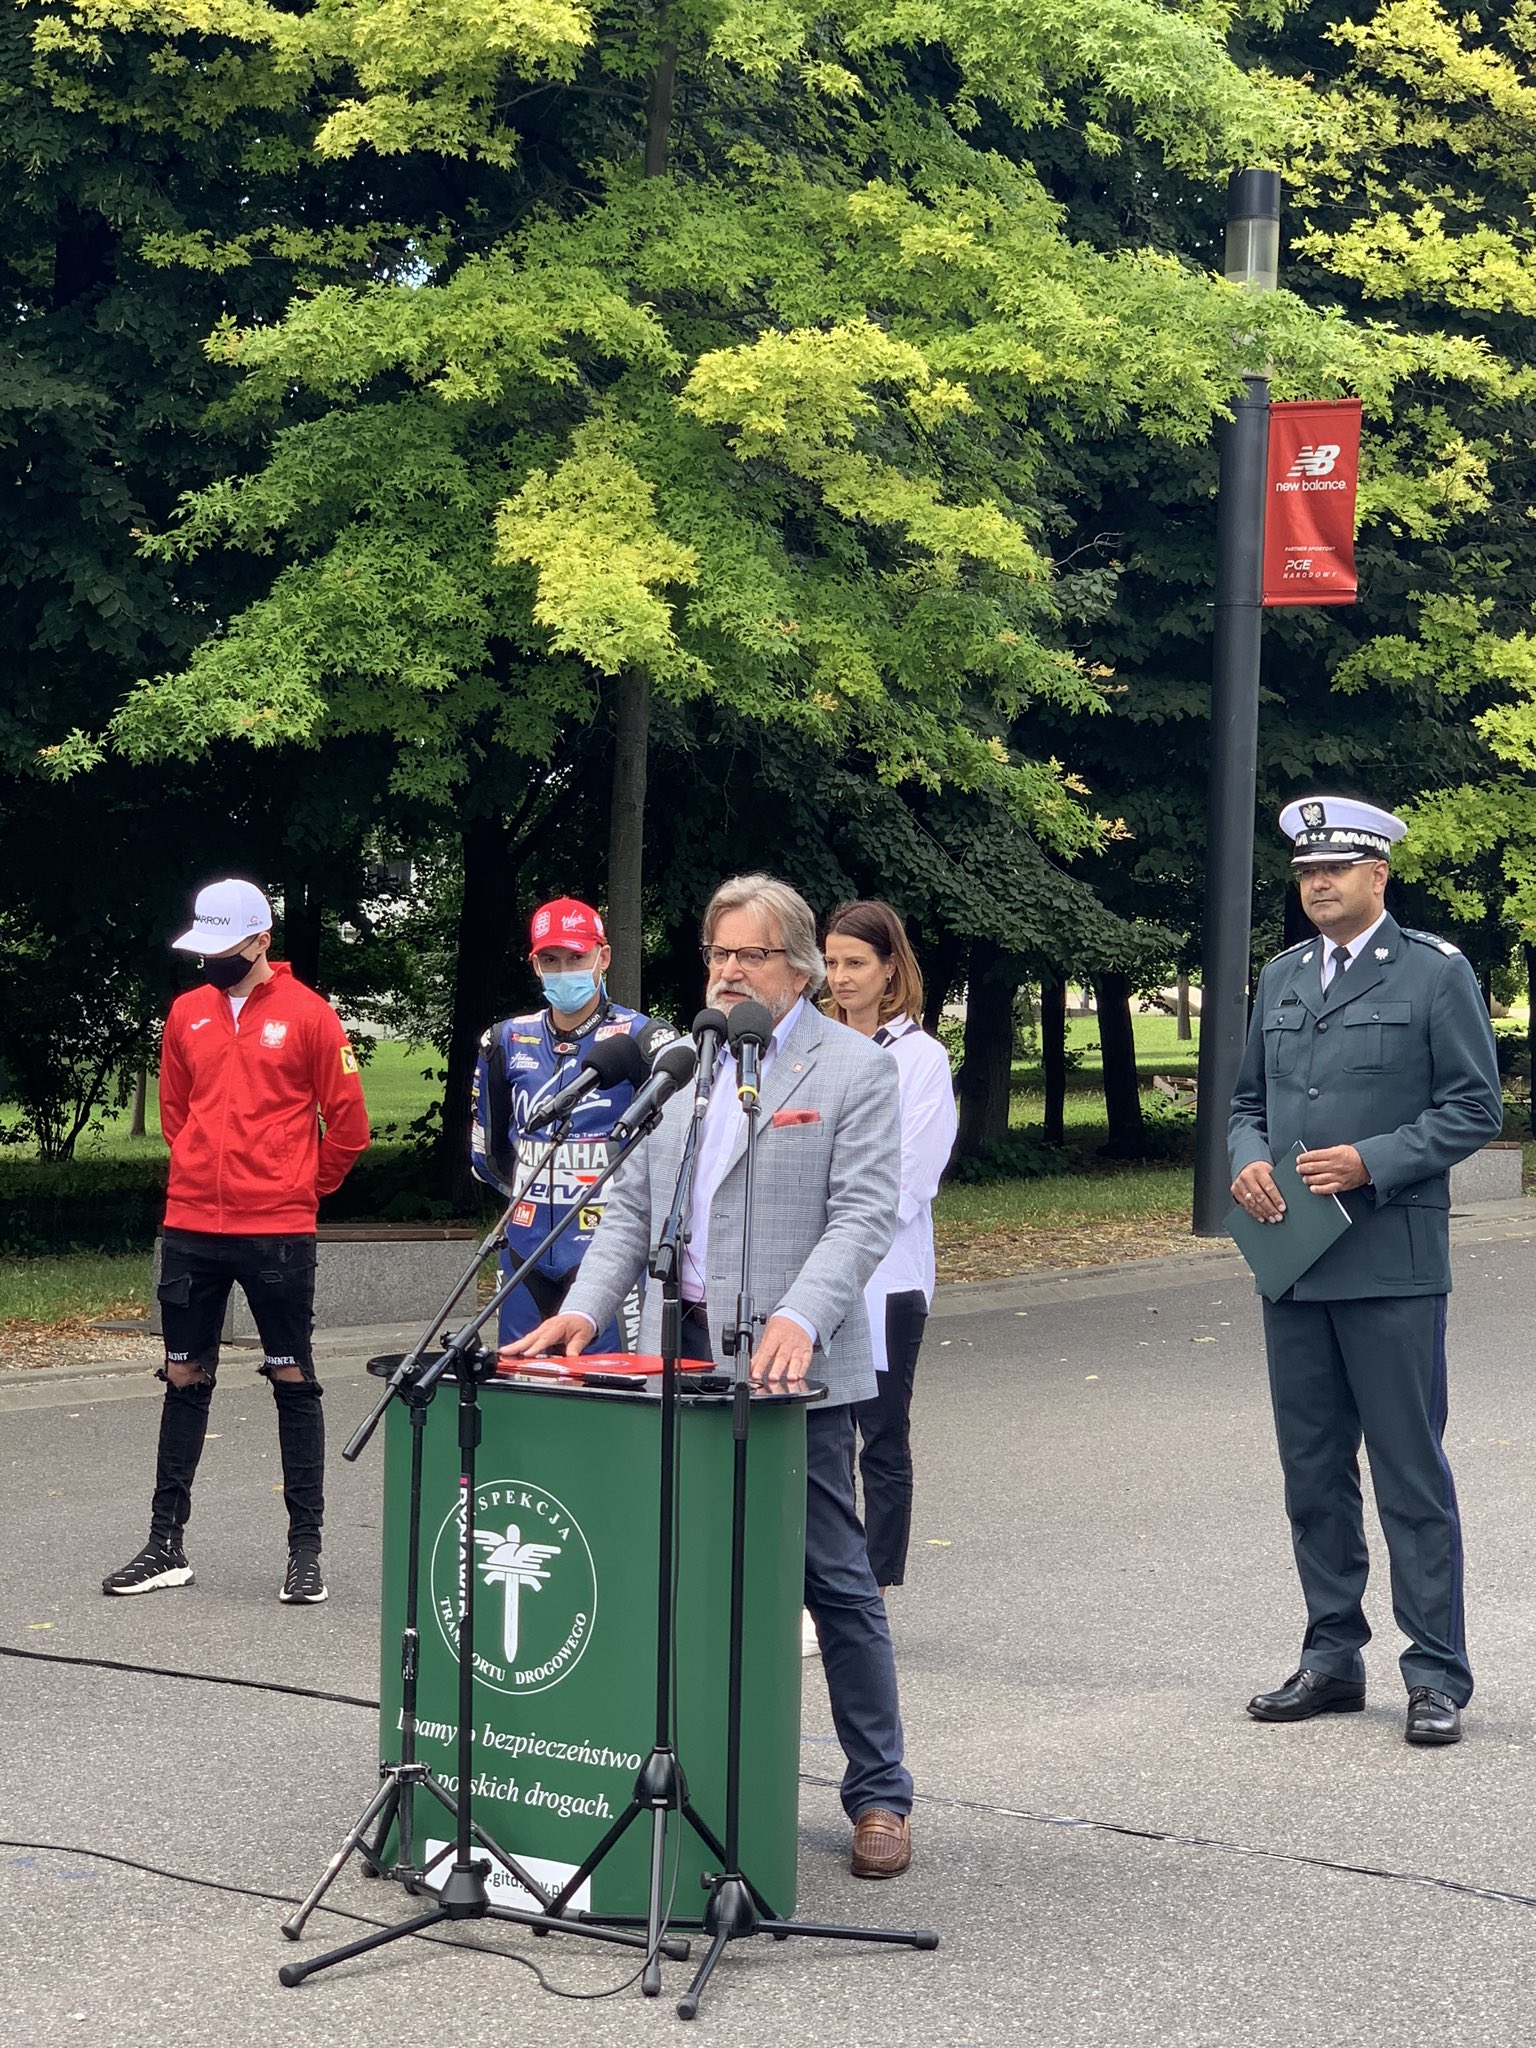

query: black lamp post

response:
[1192,169,1281,1236]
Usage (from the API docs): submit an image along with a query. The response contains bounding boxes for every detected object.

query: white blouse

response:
[863,1015,958,1372]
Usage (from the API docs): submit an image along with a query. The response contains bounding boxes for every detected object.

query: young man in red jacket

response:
[103,880,371,1606]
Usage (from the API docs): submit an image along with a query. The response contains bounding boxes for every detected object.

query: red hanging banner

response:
[1261,398,1362,607]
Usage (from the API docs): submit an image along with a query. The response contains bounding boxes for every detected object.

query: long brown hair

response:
[822,900,924,1027]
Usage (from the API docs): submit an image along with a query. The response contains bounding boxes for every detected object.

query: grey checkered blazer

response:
[563,1002,900,1406]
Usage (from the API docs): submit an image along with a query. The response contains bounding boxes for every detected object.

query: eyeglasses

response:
[700,945,788,969]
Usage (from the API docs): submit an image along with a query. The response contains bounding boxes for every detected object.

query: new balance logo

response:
[1288,444,1341,479]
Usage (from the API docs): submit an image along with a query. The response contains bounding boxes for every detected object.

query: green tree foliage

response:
[37,0,1468,848]
[1280,0,1536,947]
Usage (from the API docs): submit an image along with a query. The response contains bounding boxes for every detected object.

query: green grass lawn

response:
[0,1251,152,1326]
[7,1039,445,1158]
[935,1165,1192,1236]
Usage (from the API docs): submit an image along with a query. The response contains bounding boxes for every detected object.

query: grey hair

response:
[701,873,826,994]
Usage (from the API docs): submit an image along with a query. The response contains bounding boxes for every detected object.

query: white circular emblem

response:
[430,1477,597,1697]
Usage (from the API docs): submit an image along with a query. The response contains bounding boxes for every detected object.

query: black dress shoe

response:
[1405,1688,1462,1745]
[1247,1669,1366,1721]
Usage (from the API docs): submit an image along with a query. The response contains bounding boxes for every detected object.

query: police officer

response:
[471,898,653,1350]
[1229,798,1502,1745]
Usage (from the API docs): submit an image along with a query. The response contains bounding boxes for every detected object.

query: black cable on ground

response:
[0,1837,671,2002]
[12,1643,1535,1926]
[0,1642,375,1710]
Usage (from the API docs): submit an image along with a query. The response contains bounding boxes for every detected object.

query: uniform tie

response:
[1329,945,1351,987]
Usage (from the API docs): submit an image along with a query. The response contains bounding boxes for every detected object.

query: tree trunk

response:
[282,876,324,989]
[1094,970,1146,1156]
[1040,973,1067,1149]
[606,667,652,1008]
[644,34,678,176]
[1176,969,1192,1041]
[920,930,964,1036]
[595,33,679,1010]
[438,814,520,1207]
[955,939,1016,1157]
[1525,943,1536,1107]
[129,1067,148,1138]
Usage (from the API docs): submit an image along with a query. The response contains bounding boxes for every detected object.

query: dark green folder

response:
[1226,1142,1352,1301]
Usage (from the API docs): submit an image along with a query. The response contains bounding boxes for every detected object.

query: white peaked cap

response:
[171,878,273,953]
[1279,796,1407,866]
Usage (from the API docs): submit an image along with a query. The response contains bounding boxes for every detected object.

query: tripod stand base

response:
[673,1870,939,2019]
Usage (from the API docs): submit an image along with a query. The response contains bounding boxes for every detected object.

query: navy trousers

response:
[680,1321,912,1818]
[852,1288,928,1588]
[1262,1292,1471,1703]
[496,1252,622,1353]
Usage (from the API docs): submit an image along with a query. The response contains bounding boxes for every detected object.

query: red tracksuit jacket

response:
[159,962,371,1235]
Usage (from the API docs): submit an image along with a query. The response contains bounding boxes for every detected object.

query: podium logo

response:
[430,1478,598,1697]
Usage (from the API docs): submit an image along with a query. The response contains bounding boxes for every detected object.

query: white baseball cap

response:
[172,879,273,954]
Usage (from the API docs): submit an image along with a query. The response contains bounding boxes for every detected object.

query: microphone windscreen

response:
[635,1016,681,1067]
[651,1039,699,1086]
[726,1001,774,1051]
[586,1032,647,1087]
[692,1007,728,1043]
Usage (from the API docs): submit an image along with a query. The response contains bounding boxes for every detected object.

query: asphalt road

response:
[3,1207,1535,2045]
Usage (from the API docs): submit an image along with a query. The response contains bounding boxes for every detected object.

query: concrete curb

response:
[7,1199,1533,1385]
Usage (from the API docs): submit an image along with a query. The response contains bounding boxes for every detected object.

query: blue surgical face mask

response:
[542,967,599,1013]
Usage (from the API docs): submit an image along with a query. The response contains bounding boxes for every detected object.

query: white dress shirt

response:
[862,1015,958,1373]
[1319,910,1389,991]
[681,996,816,1339]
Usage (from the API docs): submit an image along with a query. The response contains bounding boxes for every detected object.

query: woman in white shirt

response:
[822,900,958,1592]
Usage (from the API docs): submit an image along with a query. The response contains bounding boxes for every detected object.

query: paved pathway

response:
[4,1203,1535,2044]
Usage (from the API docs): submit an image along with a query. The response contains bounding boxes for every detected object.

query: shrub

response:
[0,1143,491,1254]
[947,1130,1068,1185]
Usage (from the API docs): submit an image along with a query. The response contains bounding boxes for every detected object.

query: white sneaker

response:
[801,1608,819,1658]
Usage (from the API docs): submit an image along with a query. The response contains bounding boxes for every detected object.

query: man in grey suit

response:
[504,873,916,1877]
[1229,796,1502,1745]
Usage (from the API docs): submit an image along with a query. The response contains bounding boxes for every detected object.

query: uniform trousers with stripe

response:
[1262,1292,1471,1704]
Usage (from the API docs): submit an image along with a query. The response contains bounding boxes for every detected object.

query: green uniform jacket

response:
[1228,914,1502,1298]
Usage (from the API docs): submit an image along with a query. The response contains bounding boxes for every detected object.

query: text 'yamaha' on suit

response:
[564,1000,913,1819]
[1228,915,1503,1702]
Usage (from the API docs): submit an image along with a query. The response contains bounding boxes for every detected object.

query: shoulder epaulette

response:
[1400,928,1462,957]
[1267,939,1313,965]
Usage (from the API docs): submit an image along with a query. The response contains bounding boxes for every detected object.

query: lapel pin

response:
[1374,947,1389,960]
[1301,951,1313,964]
[791,1062,803,1072]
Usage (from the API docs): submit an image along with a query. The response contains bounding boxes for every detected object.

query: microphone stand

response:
[279,1117,585,1937]
[674,1032,938,2023]
[279,1111,692,1989]
[537,1049,733,1995]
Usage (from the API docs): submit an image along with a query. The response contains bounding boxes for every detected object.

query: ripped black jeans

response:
[153,1230,324,1552]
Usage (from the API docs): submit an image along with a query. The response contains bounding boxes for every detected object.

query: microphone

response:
[691,1007,728,1112]
[726,1001,773,1106]
[613,1039,699,1139]
[635,1016,682,1064]
[525,1031,646,1132]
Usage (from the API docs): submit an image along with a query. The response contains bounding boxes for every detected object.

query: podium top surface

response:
[365,1351,826,1406]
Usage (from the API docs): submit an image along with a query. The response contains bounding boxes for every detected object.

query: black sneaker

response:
[280,1550,327,1605]
[103,1540,193,1596]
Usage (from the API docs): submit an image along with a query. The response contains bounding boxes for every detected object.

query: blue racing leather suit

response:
[470,997,651,1346]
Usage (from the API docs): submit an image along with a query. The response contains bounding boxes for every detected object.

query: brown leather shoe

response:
[851,1808,911,1879]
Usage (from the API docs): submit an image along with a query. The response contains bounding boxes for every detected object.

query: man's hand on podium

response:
[499,1312,596,1364]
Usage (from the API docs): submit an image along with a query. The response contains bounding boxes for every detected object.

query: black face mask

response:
[203,950,255,991]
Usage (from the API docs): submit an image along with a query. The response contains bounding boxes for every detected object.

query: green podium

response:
[378,1368,811,1920]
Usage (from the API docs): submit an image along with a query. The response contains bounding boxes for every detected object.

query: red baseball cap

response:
[529,897,606,953]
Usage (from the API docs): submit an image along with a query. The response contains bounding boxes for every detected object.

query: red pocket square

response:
[771,1107,821,1127]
